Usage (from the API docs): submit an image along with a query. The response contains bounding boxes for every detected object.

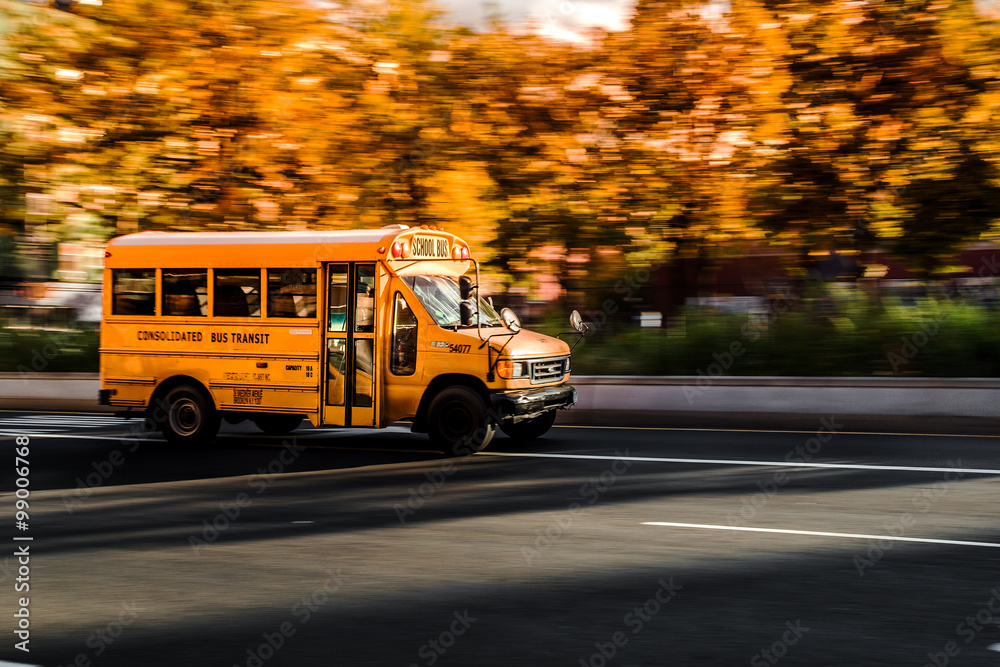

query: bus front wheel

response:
[428,386,495,455]
[158,384,220,445]
[500,410,557,441]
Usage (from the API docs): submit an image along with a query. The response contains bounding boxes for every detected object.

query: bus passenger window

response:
[162,269,207,317]
[391,292,417,376]
[214,270,260,317]
[112,269,155,316]
[267,268,317,318]
[355,264,375,333]
[327,265,348,332]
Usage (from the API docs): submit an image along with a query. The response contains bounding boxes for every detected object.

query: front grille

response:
[530,357,566,384]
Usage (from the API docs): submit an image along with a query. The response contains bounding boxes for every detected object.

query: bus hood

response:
[452,327,570,358]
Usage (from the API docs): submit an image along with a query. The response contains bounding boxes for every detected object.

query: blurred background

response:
[3,0,1000,375]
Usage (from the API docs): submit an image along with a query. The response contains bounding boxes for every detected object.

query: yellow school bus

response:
[99,225,585,452]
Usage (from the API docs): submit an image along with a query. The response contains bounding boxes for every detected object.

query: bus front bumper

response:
[490,384,577,424]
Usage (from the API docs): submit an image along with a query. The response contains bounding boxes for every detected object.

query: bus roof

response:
[104,227,472,275]
[108,229,395,247]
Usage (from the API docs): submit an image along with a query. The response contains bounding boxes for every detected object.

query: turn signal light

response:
[496,360,528,379]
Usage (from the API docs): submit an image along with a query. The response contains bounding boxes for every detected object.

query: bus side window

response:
[391,292,417,376]
[214,270,260,317]
[112,269,155,316]
[327,265,348,332]
[355,264,375,333]
[267,268,317,318]
[162,269,207,317]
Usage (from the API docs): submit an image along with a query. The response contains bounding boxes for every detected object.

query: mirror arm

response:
[556,330,587,351]
[481,328,519,381]
[467,257,513,380]
[465,258,523,380]
[471,258,486,342]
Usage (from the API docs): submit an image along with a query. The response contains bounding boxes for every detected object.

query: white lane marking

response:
[0,415,142,434]
[476,451,1000,476]
[292,520,314,524]
[0,415,139,423]
[0,661,44,666]
[642,522,1000,549]
[0,432,165,442]
[554,424,1000,439]
[987,643,1000,652]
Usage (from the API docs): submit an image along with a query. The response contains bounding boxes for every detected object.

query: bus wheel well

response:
[411,374,491,433]
[147,376,215,425]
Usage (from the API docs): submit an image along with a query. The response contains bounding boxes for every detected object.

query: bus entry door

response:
[322,262,377,427]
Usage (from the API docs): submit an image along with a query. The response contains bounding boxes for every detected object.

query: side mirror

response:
[459,275,473,301]
[460,301,474,327]
[570,309,589,334]
[500,307,521,333]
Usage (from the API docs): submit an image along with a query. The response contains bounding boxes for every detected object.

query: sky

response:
[436,0,1000,41]
[435,0,634,42]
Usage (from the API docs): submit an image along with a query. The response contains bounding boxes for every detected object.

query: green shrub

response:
[0,328,100,373]
[561,298,1000,377]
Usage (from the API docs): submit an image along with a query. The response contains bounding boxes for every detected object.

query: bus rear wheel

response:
[500,410,557,441]
[253,414,303,435]
[428,386,495,455]
[157,384,220,445]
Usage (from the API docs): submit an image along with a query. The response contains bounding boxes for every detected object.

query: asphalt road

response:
[1,411,1000,666]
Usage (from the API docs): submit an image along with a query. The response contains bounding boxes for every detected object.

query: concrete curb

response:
[0,373,112,413]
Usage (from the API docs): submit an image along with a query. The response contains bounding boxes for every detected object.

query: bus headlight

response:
[496,360,528,379]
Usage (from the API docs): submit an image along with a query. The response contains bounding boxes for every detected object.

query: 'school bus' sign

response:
[410,235,449,259]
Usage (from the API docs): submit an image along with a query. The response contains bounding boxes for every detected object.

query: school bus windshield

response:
[403,275,502,328]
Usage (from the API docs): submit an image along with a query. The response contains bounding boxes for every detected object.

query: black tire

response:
[155,384,220,445]
[253,414,303,435]
[500,410,557,441]
[427,386,496,455]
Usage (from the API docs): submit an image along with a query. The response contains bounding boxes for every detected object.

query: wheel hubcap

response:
[170,398,200,436]
[442,401,474,441]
